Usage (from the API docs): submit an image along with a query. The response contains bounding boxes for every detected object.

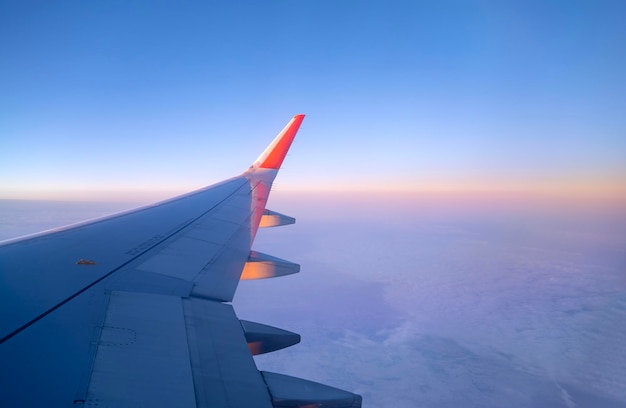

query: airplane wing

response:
[0,115,362,408]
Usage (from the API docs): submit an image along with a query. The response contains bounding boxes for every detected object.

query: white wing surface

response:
[0,115,362,408]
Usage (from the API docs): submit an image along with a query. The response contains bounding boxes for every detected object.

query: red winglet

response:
[254,114,305,169]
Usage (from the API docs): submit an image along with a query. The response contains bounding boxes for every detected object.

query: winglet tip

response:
[254,114,306,170]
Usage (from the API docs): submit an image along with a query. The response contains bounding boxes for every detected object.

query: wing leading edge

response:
[0,115,362,408]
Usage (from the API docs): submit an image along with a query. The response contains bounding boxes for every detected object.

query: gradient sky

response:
[1,1,625,202]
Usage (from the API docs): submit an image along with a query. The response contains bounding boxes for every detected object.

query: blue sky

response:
[1,1,625,201]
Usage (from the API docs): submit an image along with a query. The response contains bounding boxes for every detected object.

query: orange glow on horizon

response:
[265,183,626,224]
[271,176,626,211]
[2,176,624,215]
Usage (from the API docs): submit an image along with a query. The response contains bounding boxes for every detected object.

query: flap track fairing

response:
[240,320,300,355]
[259,210,296,228]
[261,371,362,408]
[240,251,300,280]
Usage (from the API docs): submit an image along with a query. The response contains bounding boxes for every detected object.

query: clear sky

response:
[1,1,625,204]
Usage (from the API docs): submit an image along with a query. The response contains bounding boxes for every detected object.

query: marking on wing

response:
[98,326,137,347]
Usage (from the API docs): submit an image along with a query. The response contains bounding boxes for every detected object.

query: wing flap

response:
[85,292,197,408]
[84,292,274,408]
[183,298,273,408]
